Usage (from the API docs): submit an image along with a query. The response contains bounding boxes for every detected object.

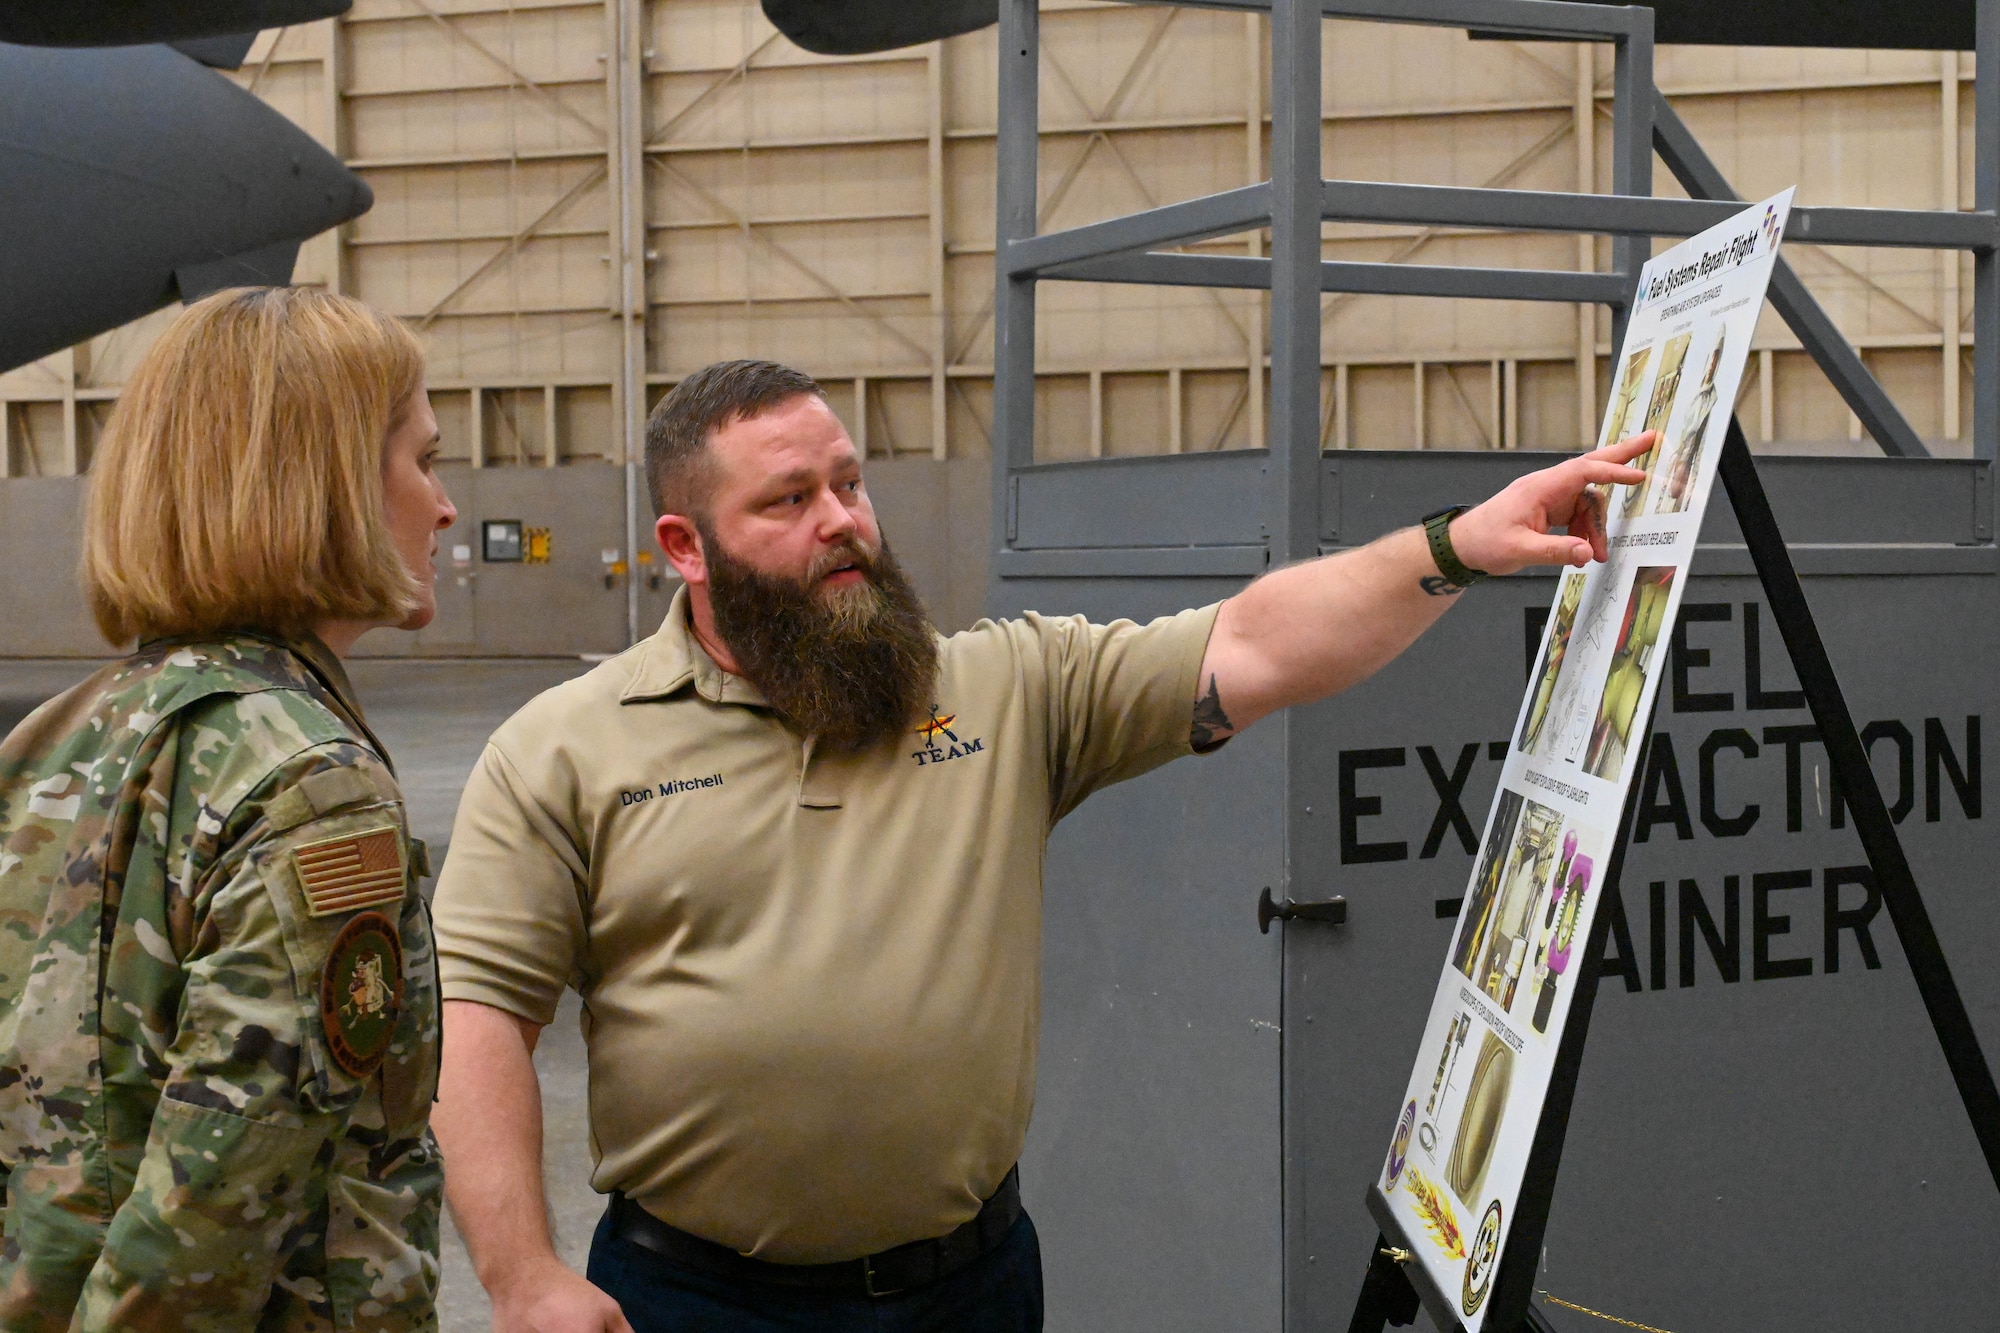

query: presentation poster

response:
[1373,189,1795,1330]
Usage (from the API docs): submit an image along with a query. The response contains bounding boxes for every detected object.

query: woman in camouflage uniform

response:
[0,287,457,1331]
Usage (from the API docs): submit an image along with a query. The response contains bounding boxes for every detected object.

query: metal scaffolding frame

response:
[991,0,2000,572]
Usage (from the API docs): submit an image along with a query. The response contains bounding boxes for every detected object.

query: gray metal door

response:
[1282,452,2000,1331]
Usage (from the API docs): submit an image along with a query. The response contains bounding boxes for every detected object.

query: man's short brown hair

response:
[645,360,823,519]
[83,286,426,646]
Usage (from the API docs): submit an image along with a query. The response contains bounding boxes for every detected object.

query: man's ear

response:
[656,514,706,586]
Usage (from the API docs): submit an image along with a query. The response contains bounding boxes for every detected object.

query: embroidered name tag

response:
[293,826,406,917]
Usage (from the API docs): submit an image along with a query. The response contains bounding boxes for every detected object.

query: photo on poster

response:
[1619,331,1692,517]
[1598,342,1654,450]
[1446,1031,1514,1207]
[1534,565,1628,765]
[1517,570,1586,753]
[1414,1010,1475,1164]
[1528,840,1596,1034]
[1455,793,1564,1013]
[1451,788,1524,980]
[1651,325,1728,515]
[1583,565,1678,781]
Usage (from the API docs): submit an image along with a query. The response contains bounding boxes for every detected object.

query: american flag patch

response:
[293,826,406,918]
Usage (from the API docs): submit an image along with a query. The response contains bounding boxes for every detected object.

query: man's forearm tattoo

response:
[1420,575,1466,597]
[1191,673,1234,751]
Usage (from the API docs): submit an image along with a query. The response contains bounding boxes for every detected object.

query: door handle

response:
[1258,886,1347,934]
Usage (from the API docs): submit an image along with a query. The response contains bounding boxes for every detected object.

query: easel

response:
[1348,420,2000,1333]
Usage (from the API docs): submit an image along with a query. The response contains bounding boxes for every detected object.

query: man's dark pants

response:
[587,1207,1045,1332]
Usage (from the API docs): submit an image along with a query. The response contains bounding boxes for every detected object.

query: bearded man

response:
[429,359,1649,1333]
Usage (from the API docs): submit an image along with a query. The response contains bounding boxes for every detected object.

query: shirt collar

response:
[619,585,769,708]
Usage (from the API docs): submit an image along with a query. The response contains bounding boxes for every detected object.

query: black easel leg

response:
[1345,1233,1422,1333]
[1718,417,2000,1193]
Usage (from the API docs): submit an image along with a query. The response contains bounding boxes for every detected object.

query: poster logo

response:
[1461,1200,1504,1315]
[1386,1100,1416,1190]
[1406,1170,1465,1259]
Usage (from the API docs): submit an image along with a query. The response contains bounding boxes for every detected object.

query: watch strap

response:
[1422,505,1487,588]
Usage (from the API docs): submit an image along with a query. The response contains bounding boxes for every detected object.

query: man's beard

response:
[700,522,939,754]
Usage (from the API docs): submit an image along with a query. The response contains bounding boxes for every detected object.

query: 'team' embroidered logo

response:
[911,706,984,767]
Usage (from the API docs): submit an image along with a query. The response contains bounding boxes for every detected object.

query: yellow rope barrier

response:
[1537,1290,1677,1333]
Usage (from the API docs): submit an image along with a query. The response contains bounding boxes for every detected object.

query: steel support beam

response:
[1979,0,2000,462]
[993,0,1039,515]
[1147,0,1641,39]
[1315,180,1998,250]
[1268,0,1321,565]
[1321,0,1637,37]
[1271,9,1325,1303]
[610,0,646,645]
[1042,252,1630,304]
[1608,10,1652,363]
[1009,183,1997,285]
[1001,185,1271,276]
[1653,95,1932,459]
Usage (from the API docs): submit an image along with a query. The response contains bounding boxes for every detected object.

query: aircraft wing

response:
[0,1,349,47]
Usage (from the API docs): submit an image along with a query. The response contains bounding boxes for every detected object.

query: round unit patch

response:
[1461,1199,1503,1316]
[320,911,405,1078]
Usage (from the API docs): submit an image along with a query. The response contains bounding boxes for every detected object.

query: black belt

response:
[607,1167,1022,1300]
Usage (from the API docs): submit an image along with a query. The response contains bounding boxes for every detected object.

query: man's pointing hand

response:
[1448,431,1655,575]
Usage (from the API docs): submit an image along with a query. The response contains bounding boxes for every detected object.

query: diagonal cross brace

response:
[1719,420,2000,1192]
[1653,95,1932,459]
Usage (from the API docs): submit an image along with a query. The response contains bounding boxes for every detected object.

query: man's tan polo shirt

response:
[432,587,1219,1263]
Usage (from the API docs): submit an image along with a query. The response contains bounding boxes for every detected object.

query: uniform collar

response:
[137,627,395,774]
[239,628,397,771]
[620,585,769,708]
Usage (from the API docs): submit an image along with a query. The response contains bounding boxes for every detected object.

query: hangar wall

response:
[0,1,1985,654]
[0,455,989,657]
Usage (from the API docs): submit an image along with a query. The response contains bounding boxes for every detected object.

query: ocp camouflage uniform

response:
[0,633,442,1332]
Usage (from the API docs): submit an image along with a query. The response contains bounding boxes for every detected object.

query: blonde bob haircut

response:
[84,287,426,646]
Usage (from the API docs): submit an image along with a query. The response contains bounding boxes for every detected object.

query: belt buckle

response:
[862,1255,904,1299]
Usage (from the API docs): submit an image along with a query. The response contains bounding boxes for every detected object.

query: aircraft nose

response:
[0,42,375,371]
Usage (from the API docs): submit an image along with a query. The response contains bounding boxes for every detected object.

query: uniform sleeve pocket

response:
[324,1147,443,1328]
[75,1098,333,1329]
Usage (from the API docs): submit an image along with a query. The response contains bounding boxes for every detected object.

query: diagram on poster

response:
[1372,189,1795,1333]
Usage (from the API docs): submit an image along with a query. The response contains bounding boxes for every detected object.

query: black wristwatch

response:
[1421,505,1488,589]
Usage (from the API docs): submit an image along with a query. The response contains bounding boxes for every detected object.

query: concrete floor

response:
[0,654,606,1332]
